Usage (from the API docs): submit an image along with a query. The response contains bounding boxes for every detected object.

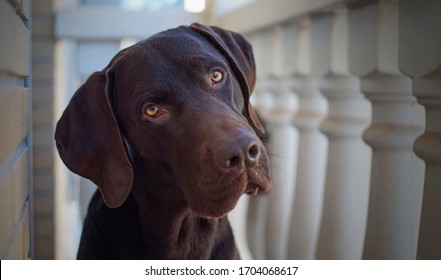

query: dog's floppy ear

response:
[190,23,266,135]
[55,60,133,209]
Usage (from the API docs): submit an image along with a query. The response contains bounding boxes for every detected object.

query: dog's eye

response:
[210,70,223,83]
[145,104,160,117]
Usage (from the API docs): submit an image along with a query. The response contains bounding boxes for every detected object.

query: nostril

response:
[214,142,245,173]
[248,144,260,161]
[227,155,242,169]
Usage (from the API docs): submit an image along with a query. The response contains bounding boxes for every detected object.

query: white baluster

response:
[288,19,328,259]
[264,78,297,260]
[399,0,441,260]
[316,9,372,260]
[228,196,253,259]
[264,26,298,260]
[245,27,298,260]
[347,0,425,259]
[246,77,272,260]
[245,31,273,260]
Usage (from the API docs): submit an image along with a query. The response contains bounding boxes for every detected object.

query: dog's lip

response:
[200,172,270,200]
[244,180,271,195]
[192,169,271,219]
[245,184,259,195]
[245,166,271,194]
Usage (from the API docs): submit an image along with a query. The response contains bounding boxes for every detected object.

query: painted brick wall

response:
[32,0,55,259]
[0,0,32,260]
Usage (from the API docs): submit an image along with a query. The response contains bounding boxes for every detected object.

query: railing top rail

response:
[216,0,344,34]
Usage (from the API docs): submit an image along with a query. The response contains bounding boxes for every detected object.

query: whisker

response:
[261,141,293,176]
[267,153,286,160]
[270,165,288,176]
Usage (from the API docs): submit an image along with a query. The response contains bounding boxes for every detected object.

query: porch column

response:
[54,39,83,259]
[347,0,425,259]
[399,0,441,260]
[316,8,372,259]
[288,19,328,259]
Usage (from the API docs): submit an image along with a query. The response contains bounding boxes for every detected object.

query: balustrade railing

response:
[223,0,440,260]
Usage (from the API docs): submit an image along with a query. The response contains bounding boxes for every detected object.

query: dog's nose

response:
[213,134,261,174]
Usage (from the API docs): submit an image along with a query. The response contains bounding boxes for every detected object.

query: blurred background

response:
[1,0,440,260]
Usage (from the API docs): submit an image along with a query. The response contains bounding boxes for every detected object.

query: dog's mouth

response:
[244,174,271,196]
[245,183,261,195]
[244,158,272,195]
[199,157,271,196]
[189,158,271,219]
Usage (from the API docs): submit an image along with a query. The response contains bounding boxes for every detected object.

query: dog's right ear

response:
[55,68,133,209]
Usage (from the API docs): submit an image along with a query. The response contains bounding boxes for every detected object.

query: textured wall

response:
[0,0,32,260]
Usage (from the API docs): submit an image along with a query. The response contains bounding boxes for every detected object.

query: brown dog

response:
[55,23,271,259]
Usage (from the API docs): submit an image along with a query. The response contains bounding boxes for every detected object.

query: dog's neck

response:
[131,177,223,259]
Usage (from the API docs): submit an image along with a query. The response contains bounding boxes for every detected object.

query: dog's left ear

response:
[190,23,266,135]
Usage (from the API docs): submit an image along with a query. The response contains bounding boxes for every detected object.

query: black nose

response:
[213,134,261,174]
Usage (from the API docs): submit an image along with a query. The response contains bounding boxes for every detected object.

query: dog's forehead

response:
[147,26,211,50]
[112,27,229,93]
[134,26,224,66]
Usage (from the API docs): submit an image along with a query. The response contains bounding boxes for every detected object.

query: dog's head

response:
[55,23,271,218]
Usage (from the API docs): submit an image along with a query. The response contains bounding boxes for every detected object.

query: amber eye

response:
[210,70,223,83]
[145,104,160,117]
